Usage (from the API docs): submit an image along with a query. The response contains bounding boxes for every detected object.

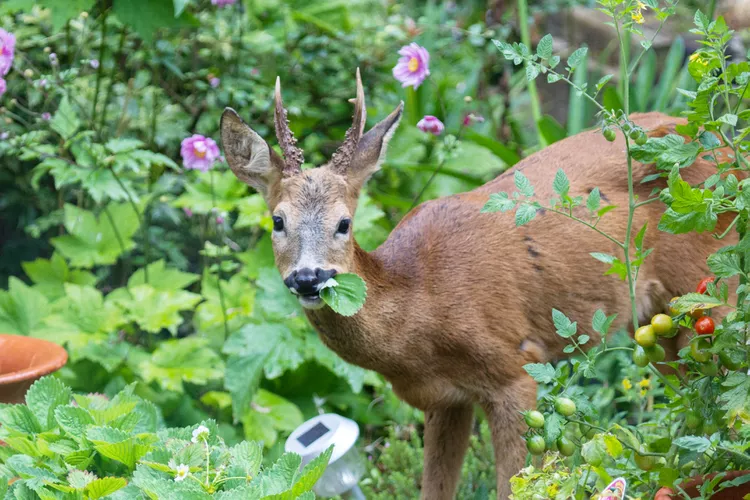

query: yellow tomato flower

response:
[622,378,633,391]
[632,11,645,24]
[638,378,650,388]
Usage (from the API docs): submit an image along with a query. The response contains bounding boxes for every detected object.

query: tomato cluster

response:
[522,397,579,457]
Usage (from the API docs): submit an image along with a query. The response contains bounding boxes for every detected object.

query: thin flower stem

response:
[110,168,149,283]
[98,26,127,137]
[210,170,230,341]
[205,441,210,486]
[91,10,108,126]
[102,206,134,297]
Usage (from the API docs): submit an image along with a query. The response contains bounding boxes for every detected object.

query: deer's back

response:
[373,112,733,391]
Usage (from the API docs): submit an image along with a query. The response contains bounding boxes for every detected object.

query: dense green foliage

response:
[3,0,749,498]
[0,376,331,498]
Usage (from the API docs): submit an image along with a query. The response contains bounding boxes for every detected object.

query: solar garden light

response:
[285,413,367,499]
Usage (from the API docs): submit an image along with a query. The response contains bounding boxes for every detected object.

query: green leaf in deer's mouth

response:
[319,273,367,316]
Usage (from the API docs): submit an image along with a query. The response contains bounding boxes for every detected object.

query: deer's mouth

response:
[297,293,325,309]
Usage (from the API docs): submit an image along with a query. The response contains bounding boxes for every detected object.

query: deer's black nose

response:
[284,268,337,296]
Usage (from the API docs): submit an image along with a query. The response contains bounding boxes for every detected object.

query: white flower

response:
[191,424,210,443]
[174,464,189,482]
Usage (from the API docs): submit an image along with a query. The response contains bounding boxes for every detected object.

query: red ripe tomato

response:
[695,316,715,336]
[696,277,715,295]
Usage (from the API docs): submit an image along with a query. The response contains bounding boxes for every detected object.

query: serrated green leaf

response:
[515,204,537,226]
[552,309,577,338]
[50,96,81,139]
[86,477,127,499]
[586,188,601,213]
[25,377,72,431]
[514,171,534,197]
[566,47,588,69]
[536,34,553,59]
[674,436,711,452]
[481,192,516,213]
[552,169,570,197]
[523,363,556,384]
[319,273,367,317]
[707,251,743,278]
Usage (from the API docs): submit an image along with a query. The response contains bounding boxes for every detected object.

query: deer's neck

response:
[304,242,417,376]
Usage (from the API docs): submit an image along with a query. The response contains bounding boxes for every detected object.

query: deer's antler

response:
[329,68,367,174]
[274,77,304,175]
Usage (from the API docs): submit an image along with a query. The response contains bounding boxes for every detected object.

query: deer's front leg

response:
[481,376,537,499]
[420,405,474,500]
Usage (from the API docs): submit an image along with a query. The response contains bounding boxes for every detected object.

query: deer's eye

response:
[337,218,351,235]
[272,216,284,232]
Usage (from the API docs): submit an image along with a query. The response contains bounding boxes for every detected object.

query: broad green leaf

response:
[37,0,95,31]
[128,260,199,291]
[241,390,303,449]
[51,203,140,268]
[25,377,72,431]
[113,0,195,43]
[22,253,97,300]
[543,412,564,445]
[86,478,127,499]
[525,64,539,81]
[672,292,723,314]
[50,96,81,139]
[0,277,50,335]
[55,406,96,436]
[320,273,367,317]
[674,436,711,453]
[0,405,42,434]
[140,337,224,392]
[592,309,616,335]
[707,251,743,278]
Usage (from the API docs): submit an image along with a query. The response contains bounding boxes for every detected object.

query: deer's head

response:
[221,69,403,309]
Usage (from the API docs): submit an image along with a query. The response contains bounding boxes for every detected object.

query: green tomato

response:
[646,344,666,363]
[557,436,576,457]
[584,446,604,466]
[719,349,744,370]
[635,132,648,146]
[634,452,656,471]
[650,314,674,336]
[526,435,546,455]
[633,345,650,367]
[635,325,657,348]
[699,362,718,377]
[603,127,616,142]
[524,411,545,429]
[628,128,641,140]
[685,410,702,430]
[703,421,719,435]
[555,397,577,417]
[690,338,712,363]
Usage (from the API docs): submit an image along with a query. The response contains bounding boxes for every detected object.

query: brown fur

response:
[224,104,734,499]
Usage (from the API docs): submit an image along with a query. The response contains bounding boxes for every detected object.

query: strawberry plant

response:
[0,376,331,499]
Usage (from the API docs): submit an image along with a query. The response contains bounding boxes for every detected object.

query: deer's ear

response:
[347,102,403,190]
[221,107,285,199]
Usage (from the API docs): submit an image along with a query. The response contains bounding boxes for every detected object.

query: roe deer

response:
[220,69,735,499]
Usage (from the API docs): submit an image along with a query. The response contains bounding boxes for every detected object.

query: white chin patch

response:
[298,295,325,310]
